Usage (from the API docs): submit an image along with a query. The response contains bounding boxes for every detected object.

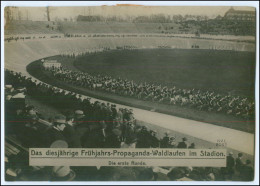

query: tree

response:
[46,6,50,21]
[5,7,11,23]
[18,10,22,21]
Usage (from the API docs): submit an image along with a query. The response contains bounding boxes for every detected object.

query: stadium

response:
[4,6,256,181]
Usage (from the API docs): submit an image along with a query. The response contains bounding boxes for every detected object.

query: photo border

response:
[1,1,259,185]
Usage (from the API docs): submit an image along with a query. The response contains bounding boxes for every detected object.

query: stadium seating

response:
[5,20,61,35]
[4,35,255,76]
[4,18,256,181]
[5,20,256,37]
[4,70,255,181]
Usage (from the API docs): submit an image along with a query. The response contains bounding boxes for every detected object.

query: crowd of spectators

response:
[4,35,63,42]
[5,69,174,149]
[5,69,254,181]
[4,36,36,42]
[60,46,140,58]
[44,62,254,119]
[4,33,196,43]
[5,31,254,44]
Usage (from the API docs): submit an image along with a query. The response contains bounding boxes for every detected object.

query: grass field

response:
[27,48,255,133]
[73,49,255,97]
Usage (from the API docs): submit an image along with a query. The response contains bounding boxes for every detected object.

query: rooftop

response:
[225,7,255,15]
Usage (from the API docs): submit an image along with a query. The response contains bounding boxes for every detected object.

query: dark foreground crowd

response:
[44,61,254,119]
[5,69,254,181]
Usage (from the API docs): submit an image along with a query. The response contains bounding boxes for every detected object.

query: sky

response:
[6,6,256,21]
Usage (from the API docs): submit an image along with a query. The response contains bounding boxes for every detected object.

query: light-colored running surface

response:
[133,109,254,155]
[4,39,255,155]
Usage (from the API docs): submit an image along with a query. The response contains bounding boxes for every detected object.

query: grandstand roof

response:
[225,7,255,16]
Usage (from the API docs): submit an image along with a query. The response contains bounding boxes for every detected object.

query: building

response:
[42,60,61,69]
[224,7,255,21]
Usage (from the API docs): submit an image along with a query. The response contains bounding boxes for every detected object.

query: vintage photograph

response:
[3,3,257,182]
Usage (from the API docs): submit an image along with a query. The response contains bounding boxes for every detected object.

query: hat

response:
[50,140,68,148]
[12,93,25,99]
[51,169,76,181]
[150,130,157,133]
[28,111,38,120]
[229,152,233,155]
[52,166,70,177]
[112,129,122,136]
[75,110,84,115]
[206,173,215,181]
[54,115,66,124]
[5,85,12,89]
[54,89,60,93]
[28,110,37,116]
[182,137,187,141]
[17,86,25,90]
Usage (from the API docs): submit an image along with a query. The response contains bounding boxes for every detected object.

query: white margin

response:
[1,1,259,185]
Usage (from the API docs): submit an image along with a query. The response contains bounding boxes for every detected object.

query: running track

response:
[4,39,255,156]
